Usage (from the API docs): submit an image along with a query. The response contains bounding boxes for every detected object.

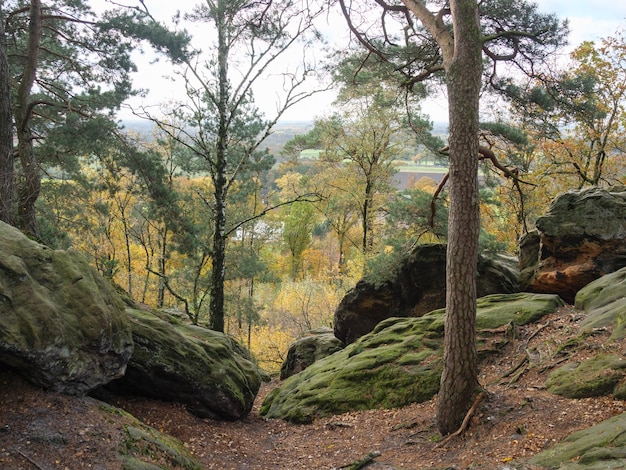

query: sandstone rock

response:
[576,266,626,339]
[105,308,262,420]
[262,293,561,423]
[520,186,626,303]
[528,411,626,468]
[0,221,133,394]
[280,327,344,380]
[334,243,519,344]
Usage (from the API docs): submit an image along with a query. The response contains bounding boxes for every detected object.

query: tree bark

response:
[435,0,482,435]
[14,0,42,238]
[0,4,14,225]
[208,0,229,332]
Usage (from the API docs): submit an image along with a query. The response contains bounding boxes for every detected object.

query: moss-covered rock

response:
[106,308,262,420]
[528,412,626,469]
[0,221,133,395]
[280,327,344,379]
[261,315,443,424]
[334,243,520,344]
[546,354,626,399]
[261,293,562,423]
[98,403,202,470]
[576,266,626,340]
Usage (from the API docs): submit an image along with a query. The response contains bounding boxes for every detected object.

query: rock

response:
[105,308,263,420]
[546,353,626,399]
[261,293,561,423]
[0,221,133,395]
[575,266,626,340]
[98,402,202,470]
[280,327,344,380]
[334,243,519,344]
[520,186,626,303]
[528,411,626,468]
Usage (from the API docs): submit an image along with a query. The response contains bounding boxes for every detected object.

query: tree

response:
[126,0,328,332]
[501,33,626,189]
[3,0,140,237]
[0,3,13,225]
[316,104,403,254]
[338,0,567,434]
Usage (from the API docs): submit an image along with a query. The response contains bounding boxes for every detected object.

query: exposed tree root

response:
[434,392,485,449]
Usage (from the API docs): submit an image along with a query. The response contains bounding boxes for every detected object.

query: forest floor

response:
[1,306,625,470]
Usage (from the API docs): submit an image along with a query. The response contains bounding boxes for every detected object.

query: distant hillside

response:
[120,119,314,155]
[119,118,447,158]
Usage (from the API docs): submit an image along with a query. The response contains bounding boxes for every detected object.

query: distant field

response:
[395,165,448,173]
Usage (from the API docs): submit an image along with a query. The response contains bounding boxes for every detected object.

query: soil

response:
[1,306,625,470]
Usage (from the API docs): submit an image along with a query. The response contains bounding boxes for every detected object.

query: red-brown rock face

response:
[520,186,626,303]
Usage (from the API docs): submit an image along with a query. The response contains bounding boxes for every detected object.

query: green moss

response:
[475,293,564,329]
[529,412,626,469]
[262,293,565,422]
[546,354,626,398]
[120,426,201,470]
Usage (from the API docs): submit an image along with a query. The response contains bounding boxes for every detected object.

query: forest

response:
[1,0,625,435]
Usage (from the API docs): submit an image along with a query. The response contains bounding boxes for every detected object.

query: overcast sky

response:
[92,0,626,123]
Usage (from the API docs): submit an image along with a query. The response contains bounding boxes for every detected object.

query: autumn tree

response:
[120,0,329,332]
[338,0,567,434]
[501,32,626,190]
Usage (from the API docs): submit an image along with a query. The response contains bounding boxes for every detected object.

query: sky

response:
[91,0,626,124]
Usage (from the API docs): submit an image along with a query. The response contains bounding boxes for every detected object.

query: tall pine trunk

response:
[14,0,42,238]
[0,4,14,225]
[435,0,483,435]
[208,0,229,332]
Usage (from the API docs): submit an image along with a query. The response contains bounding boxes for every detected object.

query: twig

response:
[434,392,485,449]
[12,448,46,469]
[338,450,382,470]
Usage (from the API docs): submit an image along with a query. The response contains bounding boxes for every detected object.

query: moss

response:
[475,293,564,329]
[529,412,626,469]
[261,293,564,422]
[546,354,626,398]
[120,425,201,470]
[120,309,262,419]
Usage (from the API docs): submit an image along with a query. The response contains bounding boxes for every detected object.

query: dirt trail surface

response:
[1,308,624,469]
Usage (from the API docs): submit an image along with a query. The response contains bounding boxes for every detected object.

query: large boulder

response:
[262,293,562,423]
[334,243,519,344]
[0,221,133,395]
[528,411,626,469]
[280,327,344,380]
[105,308,263,420]
[544,267,626,401]
[520,186,626,303]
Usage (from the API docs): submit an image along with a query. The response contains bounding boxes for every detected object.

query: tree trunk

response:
[208,0,229,332]
[435,0,483,436]
[0,4,14,226]
[14,0,42,238]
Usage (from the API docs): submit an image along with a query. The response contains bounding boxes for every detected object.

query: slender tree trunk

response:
[209,0,229,332]
[0,4,14,225]
[362,179,373,253]
[435,0,483,435]
[14,0,42,238]
[157,227,167,308]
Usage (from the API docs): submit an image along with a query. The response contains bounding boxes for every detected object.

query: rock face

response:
[334,243,519,344]
[262,293,562,423]
[280,327,344,380]
[544,267,626,401]
[529,411,626,468]
[0,222,133,395]
[105,308,263,420]
[520,186,626,303]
